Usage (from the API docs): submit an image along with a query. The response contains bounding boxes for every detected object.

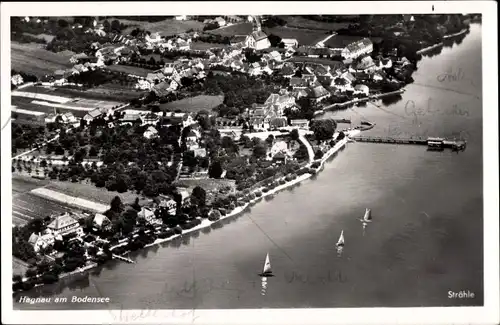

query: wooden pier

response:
[112,254,135,264]
[351,136,467,150]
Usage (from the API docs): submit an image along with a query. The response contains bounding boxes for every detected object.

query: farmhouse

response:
[83,108,106,122]
[47,213,84,237]
[28,232,56,252]
[354,84,370,95]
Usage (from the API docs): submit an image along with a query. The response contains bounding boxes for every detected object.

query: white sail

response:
[336,230,345,246]
[262,253,272,274]
[363,208,372,222]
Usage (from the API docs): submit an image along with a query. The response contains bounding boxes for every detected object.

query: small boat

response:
[360,208,372,223]
[336,230,345,247]
[258,253,274,277]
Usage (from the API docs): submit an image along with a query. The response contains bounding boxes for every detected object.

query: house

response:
[175,15,187,21]
[121,113,142,125]
[93,213,111,231]
[282,38,298,48]
[342,38,373,60]
[146,72,166,84]
[159,196,177,215]
[214,17,226,26]
[308,85,331,102]
[245,30,271,50]
[138,207,159,224]
[83,108,105,122]
[193,148,207,158]
[291,89,309,99]
[11,74,24,86]
[354,56,377,72]
[185,130,199,150]
[280,65,296,78]
[136,79,153,91]
[143,126,159,139]
[60,112,78,124]
[144,112,160,125]
[264,93,296,116]
[53,69,66,79]
[182,114,196,128]
[28,232,56,253]
[269,117,288,129]
[332,77,350,92]
[47,213,84,237]
[272,152,288,164]
[290,119,309,129]
[70,53,89,64]
[354,84,369,95]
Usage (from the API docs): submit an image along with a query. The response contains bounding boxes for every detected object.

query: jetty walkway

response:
[350,135,467,150]
[112,254,135,264]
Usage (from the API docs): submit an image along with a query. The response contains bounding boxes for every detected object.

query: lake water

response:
[14,23,483,310]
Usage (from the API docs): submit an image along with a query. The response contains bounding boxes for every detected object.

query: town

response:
[11,14,474,292]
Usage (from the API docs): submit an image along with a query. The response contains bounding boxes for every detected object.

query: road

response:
[298,130,315,163]
[12,134,60,160]
[315,33,336,47]
[175,126,185,180]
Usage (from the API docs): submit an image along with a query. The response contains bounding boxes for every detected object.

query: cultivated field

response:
[13,258,30,277]
[263,26,327,46]
[11,42,74,77]
[105,64,153,77]
[159,95,224,113]
[283,16,350,31]
[118,18,205,36]
[206,22,253,36]
[11,87,126,117]
[45,180,146,206]
[52,86,141,102]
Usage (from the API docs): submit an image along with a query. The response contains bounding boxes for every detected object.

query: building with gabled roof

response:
[245,30,271,50]
[308,85,331,102]
[47,213,83,237]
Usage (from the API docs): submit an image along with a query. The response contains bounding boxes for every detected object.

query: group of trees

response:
[201,72,283,117]
[67,69,132,88]
[309,119,338,141]
[194,33,232,45]
[11,124,47,156]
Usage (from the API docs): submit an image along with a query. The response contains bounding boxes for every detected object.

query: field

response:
[263,26,327,46]
[11,87,126,117]
[283,16,350,31]
[206,22,253,36]
[159,95,224,113]
[11,174,149,226]
[118,18,205,36]
[189,41,231,51]
[45,180,147,206]
[11,42,74,77]
[175,178,236,202]
[51,86,141,102]
[105,64,153,77]
[324,35,367,48]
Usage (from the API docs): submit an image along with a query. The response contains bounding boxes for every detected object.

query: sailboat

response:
[360,208,372,223]
[258,253,274,277]
[336,230,345,247]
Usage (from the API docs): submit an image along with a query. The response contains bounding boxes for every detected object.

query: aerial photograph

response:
[8,11,486,315]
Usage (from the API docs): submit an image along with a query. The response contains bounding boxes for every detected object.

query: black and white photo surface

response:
[1,2,498,325]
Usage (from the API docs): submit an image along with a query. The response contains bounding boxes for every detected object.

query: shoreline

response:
[13,130,359,295]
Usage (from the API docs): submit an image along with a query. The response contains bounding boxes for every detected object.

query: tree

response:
[111,19,121,32]
[309,119,337,141]
[253,143,267,159]
[208,160,223,179]
[191,186,206,207]
[290,128,300,141]
[103,20,111,32]
[110,196,124,213]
